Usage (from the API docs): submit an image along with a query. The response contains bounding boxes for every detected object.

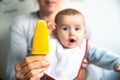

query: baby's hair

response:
[55,8,84,24]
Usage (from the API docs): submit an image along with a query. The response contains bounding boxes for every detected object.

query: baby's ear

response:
[84,29,87,35]
[84,29,87,39]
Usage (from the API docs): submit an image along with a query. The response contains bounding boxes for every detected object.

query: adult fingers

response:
[29,73,44,80]
[15,59,50,80]
[15,56,46,71]
[25,67,48,80]
[20,60,50,75]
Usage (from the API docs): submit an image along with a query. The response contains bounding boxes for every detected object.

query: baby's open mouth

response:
[69,39,75,43]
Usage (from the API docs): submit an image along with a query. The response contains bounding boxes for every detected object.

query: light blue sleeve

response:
[6,18,28,80]
[87,42,120,70]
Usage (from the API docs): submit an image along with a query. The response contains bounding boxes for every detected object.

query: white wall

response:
[84,0,120,54]
[0,0,120,79]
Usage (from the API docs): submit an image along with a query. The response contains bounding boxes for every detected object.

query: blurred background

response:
[0,0,120,80]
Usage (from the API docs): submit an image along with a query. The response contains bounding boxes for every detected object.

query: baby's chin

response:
[63,45,78,49]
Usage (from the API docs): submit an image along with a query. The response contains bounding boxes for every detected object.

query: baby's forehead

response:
[57,14,85,24]
[55,9,85,23]
[58,14,84,21]
[60,13,83,17]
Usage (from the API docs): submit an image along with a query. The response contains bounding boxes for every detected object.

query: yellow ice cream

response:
[31,20,49,55]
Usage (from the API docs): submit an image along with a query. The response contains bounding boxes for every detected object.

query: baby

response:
[43,8,120,80]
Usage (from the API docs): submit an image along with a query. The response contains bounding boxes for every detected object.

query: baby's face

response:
[56,15,86,48]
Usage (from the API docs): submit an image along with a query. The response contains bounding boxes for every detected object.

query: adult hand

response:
[14,56,50,80]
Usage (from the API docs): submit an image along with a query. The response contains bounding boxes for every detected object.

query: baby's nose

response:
[69,29,75,35]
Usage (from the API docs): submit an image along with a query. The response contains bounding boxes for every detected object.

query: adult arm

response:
[6,17,28,80]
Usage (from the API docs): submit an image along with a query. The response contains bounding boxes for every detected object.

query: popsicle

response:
[31,20,49,55]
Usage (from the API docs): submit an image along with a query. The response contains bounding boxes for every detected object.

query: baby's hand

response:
[115,65,120,72]
[46,20,56,35]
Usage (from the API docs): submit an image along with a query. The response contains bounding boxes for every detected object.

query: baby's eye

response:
[62,27,68,31]
[75,27,81,31]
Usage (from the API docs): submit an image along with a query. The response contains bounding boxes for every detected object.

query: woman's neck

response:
[38,10,58,23]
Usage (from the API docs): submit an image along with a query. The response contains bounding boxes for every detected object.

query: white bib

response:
[45,38,87,80]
